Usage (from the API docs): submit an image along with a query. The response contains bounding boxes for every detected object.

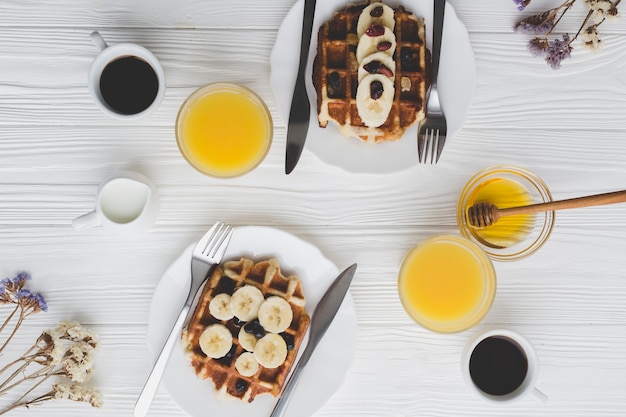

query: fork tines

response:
[418,128,445,164]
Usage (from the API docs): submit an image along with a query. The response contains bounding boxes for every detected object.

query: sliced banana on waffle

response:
[356,2,395,37]
[356,25,396,63]
[258,296,293,334]
[230,285,264,322]
[238,327,258,352]
[209,293,234,321]
[235,352,259,377]
[358,51,395,83]
[199,324,233,359]
[356,74,395,127]
[254,333,288,369]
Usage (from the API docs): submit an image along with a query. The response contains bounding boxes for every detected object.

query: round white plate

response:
[146,226,358,417]
[270,0,476,174]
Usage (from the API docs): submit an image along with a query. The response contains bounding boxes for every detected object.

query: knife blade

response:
[269,263,358,417]
[285,0,317,175]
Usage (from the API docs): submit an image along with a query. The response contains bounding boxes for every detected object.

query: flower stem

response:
[571,9,594,42]
[0,307,25,355]
[0,305,19,335]
[0,391,54,415]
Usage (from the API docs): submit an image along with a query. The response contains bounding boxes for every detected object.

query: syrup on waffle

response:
[181,257,310,402]
[312,1,430,143]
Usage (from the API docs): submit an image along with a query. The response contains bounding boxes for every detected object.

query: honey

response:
[465,177,535,249]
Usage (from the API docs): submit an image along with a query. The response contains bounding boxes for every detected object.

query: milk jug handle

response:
[72,210,101,230]
[90,31,108,52]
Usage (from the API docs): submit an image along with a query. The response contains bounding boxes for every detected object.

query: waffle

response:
[312,0,430,143]
[181,257,310,402]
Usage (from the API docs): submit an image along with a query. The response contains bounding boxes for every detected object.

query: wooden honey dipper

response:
[467,189,626,228]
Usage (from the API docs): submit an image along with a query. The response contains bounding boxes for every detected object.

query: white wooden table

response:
[1,0,625,416]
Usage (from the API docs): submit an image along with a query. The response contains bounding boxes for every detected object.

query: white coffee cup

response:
[462,328,548,404]
[88,31,165,119]
[72,171,159,233]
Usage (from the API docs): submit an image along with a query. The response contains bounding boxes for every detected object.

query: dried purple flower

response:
[514,10,556,35]
[528,37,549,56]
[545,34,573,69]
[513,0,532,11]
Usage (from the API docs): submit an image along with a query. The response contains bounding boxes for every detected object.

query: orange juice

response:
[466,177,535,249]
[398,235,495,333]
[176,83,272,177]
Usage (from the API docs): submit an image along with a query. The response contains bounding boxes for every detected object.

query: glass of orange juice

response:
[398,235,496,333]
[176,83,273,178]
[457,165,554,261]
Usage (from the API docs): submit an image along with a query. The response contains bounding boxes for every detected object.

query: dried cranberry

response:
[365,23,385,37]
[379,65,394,77]
[377,41,392,51]
[370,81,384,100]
[370,5,384,17]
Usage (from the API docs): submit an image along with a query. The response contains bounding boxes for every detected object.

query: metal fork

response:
[418,0,447,164]
[134,221,234,417]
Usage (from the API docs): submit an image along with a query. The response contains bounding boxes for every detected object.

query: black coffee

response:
[469,336,528,396]
[99,56,159,115]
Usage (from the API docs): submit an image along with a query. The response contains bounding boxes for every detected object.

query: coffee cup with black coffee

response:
[88,31,165,119]
[462,329,548,403]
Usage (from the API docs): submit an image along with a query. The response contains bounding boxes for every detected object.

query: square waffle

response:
[312,0,430,143]
[181,257,310,402]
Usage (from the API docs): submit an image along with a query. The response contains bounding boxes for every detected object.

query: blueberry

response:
[363,61,381,74]
[370,81,384,100]
[370,6,384,17]
[233,317,246,327]
[281,333,295,351]
[327,72,341,96]
[235,379,249,393]
[244,319,266,338]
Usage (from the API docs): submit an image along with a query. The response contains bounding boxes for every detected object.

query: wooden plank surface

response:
[0,1,625,416]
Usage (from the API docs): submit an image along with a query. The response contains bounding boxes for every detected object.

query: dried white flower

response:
[582,27,602,50]
[55,320,99,347]
[52,381,103,408]
[62,341,95,382]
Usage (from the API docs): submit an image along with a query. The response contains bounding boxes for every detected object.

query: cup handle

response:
[532,387,549,403]
[72,210,102,231]
[90,31,108,52]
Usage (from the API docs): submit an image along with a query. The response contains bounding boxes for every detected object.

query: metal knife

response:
[285,0,317,175]
[269,263,358,417]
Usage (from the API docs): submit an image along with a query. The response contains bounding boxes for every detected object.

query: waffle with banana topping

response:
[181,257,310,402]
[312,0,430,143]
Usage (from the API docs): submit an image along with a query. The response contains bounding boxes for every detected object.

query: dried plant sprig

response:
[0,273,47,355]
[0,277,103,414]
[512,0,621,69]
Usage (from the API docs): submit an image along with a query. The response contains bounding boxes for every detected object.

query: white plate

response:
[270,0,476,174]
[146,226,358,417]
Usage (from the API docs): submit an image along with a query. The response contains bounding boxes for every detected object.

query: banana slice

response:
[238,326,258,352]
[230,285,264,322]
[258,296,293,334]
[199,324,233,359]
[358,51,396,83]
[254,333,288,369]
[356,74,395,127]
[356,2,396,38]
[356,26,396,63]
[235,352,259,377]
[209,293,234,321]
